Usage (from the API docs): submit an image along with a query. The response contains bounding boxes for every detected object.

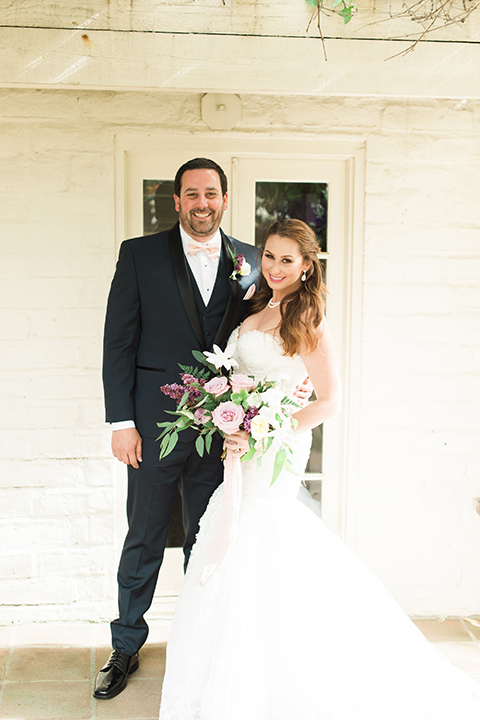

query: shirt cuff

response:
[110,420,136,431]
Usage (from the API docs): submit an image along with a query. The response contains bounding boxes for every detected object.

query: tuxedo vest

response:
[187,248,230,351]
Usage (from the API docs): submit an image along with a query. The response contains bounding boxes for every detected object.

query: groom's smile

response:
[174,168,228,242]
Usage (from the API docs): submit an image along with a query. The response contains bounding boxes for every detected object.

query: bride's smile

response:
[262,233,309,300]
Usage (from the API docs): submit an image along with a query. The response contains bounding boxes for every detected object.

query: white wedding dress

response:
[159,329,480,720]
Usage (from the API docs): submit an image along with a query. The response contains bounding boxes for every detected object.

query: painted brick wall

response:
[0,89,479,624]
[359,100,480,615]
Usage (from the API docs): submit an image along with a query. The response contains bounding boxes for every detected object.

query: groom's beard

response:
[177,205,224,240]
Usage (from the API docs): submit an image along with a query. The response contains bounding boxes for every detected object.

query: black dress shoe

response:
[94,649,139,699]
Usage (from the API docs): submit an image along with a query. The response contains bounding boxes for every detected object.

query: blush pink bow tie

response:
[187,241,220,260]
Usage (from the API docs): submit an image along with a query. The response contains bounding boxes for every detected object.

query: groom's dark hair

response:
[174,158,228,197]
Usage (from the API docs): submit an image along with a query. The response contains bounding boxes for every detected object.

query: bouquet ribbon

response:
[199,449,242,586]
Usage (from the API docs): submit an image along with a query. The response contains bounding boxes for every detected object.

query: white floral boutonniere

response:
[228,246,251,280]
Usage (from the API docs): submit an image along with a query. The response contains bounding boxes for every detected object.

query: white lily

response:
[267,415,297,451]
[259,404,277,423]
[203,344,239,371]
[261,387,285,408]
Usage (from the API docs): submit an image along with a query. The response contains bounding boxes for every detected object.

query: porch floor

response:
[1,618,480,720]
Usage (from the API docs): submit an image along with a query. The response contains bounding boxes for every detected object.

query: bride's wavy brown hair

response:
[249,219,327,357]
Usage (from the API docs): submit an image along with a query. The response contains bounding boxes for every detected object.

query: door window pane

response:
[143,180,177,235]
[255,182,328,251]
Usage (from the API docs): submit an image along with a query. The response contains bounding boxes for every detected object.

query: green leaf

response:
[195,434,205,457]
[155,424,176,441]
[270,447,287,486]
[284,459,300,475]
[179,363,211,380]
[159,433,172,460]
[205,432,213,454]
[265,436,274,453]
[282,396,301,409]
[191,349,208,364]
[338,3,353,22]
[177,390,190,410]
[177,417,193,430]
[241,448,256,462]
[305,0,320,7]
[178,409,195,420]
[165,431,179,457]
[191,350,218,374]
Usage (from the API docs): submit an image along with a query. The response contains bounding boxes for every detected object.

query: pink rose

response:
[204,376,229,398]
[211,401,245,434]
[229,373,256,394]
[194,408,210,424]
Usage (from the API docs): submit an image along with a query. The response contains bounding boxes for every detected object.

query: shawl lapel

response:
[168,224,205,348]
[212,230,241,348]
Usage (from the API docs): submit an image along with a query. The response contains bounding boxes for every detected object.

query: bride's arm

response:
[292,317,342,435]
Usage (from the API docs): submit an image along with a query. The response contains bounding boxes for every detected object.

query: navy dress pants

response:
[111,431,224,655]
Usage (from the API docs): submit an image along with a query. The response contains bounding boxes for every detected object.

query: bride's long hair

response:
[249,219,327,357]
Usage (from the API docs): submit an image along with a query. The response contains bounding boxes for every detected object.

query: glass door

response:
[232,156,347,518]
[119,143,361,616]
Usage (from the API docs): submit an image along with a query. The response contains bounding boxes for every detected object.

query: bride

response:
[159,219,480,720]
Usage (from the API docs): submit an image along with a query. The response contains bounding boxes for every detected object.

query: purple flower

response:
[160,383,188,401]
[181,373,197,385]
[241,406,260,433]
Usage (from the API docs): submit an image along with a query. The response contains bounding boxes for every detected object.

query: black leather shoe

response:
[93,649,139,699]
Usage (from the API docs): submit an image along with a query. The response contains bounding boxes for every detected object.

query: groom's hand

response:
[112,428,143,468]
[293,376,313,406]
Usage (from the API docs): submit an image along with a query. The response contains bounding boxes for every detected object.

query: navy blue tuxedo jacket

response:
[103,223,261,464]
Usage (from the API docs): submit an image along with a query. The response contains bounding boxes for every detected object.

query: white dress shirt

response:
[179,225,222,306]
[110,226,222,431]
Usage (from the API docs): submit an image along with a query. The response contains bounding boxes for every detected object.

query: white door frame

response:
[114,134,365,614]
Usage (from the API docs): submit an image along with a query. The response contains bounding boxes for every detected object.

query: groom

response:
[95,158,261,700]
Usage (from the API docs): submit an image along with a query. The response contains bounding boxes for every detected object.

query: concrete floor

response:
[1,618,480,720]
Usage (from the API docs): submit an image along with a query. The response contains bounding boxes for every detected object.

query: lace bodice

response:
[229,327,308,397]
[228,327,312,501]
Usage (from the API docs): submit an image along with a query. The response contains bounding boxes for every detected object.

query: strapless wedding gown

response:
[159,329,480,720]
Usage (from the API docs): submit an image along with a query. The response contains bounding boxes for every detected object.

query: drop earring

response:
[301,271,306,282]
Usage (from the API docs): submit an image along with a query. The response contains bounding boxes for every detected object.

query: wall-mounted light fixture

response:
[201,93,241,130]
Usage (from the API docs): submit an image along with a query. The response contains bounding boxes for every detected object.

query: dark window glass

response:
[255,182,328,251]
[143,180,177,235]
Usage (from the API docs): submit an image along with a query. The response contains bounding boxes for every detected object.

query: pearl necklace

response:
[268,298,281,309]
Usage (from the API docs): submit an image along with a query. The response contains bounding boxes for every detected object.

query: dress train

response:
[159,330,480,719]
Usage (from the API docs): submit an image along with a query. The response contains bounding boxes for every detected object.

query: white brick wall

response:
[0,87,118,623]
[0,89,479,625]
[358,102,480,615]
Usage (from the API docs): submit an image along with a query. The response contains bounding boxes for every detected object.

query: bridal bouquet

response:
[156,344,300,485]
